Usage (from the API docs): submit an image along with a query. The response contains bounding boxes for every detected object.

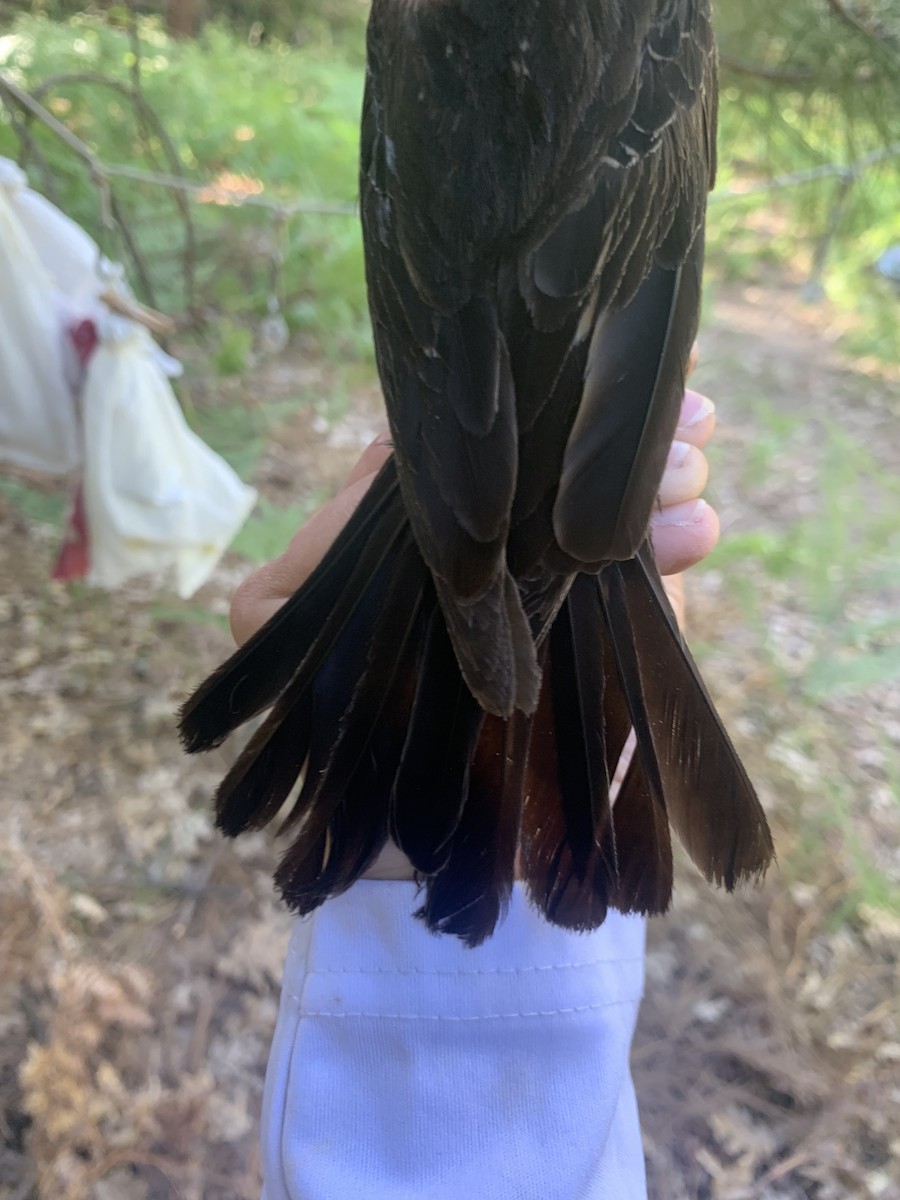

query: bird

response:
[180,0,774,946]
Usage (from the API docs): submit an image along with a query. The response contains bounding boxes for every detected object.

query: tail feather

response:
[521,577,631,930]
[599,545,774,892]
[295,534,428,817]
[521,646,613,932]
[277,538,429,912]
[179,460,403,753]
[212,536,405,842]
[181,468,772,944]
[276,755,384,912]
[419,712,529,946]
[390,606,485,875]
[437,568,541,718]
[214,693,313,838]
[547,576,617,883]
[608,756,675,914]
[597,605,635,786]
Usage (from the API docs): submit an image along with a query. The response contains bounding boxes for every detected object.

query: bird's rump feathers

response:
[179,0,773,945]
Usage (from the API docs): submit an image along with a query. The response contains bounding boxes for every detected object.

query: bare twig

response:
[2,93,61,206]
[29,70,199,310]
[124,0,143,91]
[719,55,818,86]
[808,172,857,290]
[99,288,176,336]
[710,141,900,203]
[0,72,106,178]
[0,67,353,325]
[826,0,898,50]
[109,185,158,308]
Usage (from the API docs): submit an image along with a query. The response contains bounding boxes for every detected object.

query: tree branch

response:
[718,55,817,86]
[825,0,899,52]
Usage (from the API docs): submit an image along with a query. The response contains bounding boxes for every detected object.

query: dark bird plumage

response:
[180,0,773,945]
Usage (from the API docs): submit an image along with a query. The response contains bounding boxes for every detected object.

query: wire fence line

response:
[0,68,361,317]
[0,72,356,220]
[709,141,900,201]
[5,67,896,212]
[2,67,898,315]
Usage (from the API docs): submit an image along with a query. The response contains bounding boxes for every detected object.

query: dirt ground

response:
[1,281,898,1200]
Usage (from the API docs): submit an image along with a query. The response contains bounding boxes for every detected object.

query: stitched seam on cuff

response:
[283,995,643,1021]
[300,955,646,978]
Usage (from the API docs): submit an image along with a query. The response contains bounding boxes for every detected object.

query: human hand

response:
[655,386,718,626]
[229,436,393,646]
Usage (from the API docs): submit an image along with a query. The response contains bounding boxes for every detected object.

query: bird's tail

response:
[520,550,773,931]
[180,464,772,945]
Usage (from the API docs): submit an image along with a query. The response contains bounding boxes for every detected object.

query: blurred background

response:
[0,2,898,1197]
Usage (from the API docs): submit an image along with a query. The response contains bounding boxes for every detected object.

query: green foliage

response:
[230,494,326,563]
[717,0,900,147]
[15,0,369,53]
[3,5,898,364]
[210,0,369,53]
[146,600,230,630]
[699,376,900,912]
[186,394,300,479]
[712,415,900,633]
[805,641,900,698]
[0,10,369,354]
[0,478,66,527]
[213,321,254,376]
[709,0,900,360]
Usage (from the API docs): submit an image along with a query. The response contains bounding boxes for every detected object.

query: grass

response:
[695,354,900,917]
[0,476,67,527]
[184,392,298,482]
[709,413,900,652]
[230,494,327,564]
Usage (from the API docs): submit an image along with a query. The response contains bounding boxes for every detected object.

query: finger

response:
[342,433,392,489]
[676,389,715,450]
[652,498,720,576]
[230,470,380,646]
[662,574,686,628]
[688,341,700,379]
[658,440,709,507]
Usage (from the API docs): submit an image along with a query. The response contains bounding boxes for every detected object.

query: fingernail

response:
[666,440,692,469]
[654,499,708,527]
[681,390,715,428]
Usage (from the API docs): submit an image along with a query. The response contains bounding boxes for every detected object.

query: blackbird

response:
[180,0,774,945]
